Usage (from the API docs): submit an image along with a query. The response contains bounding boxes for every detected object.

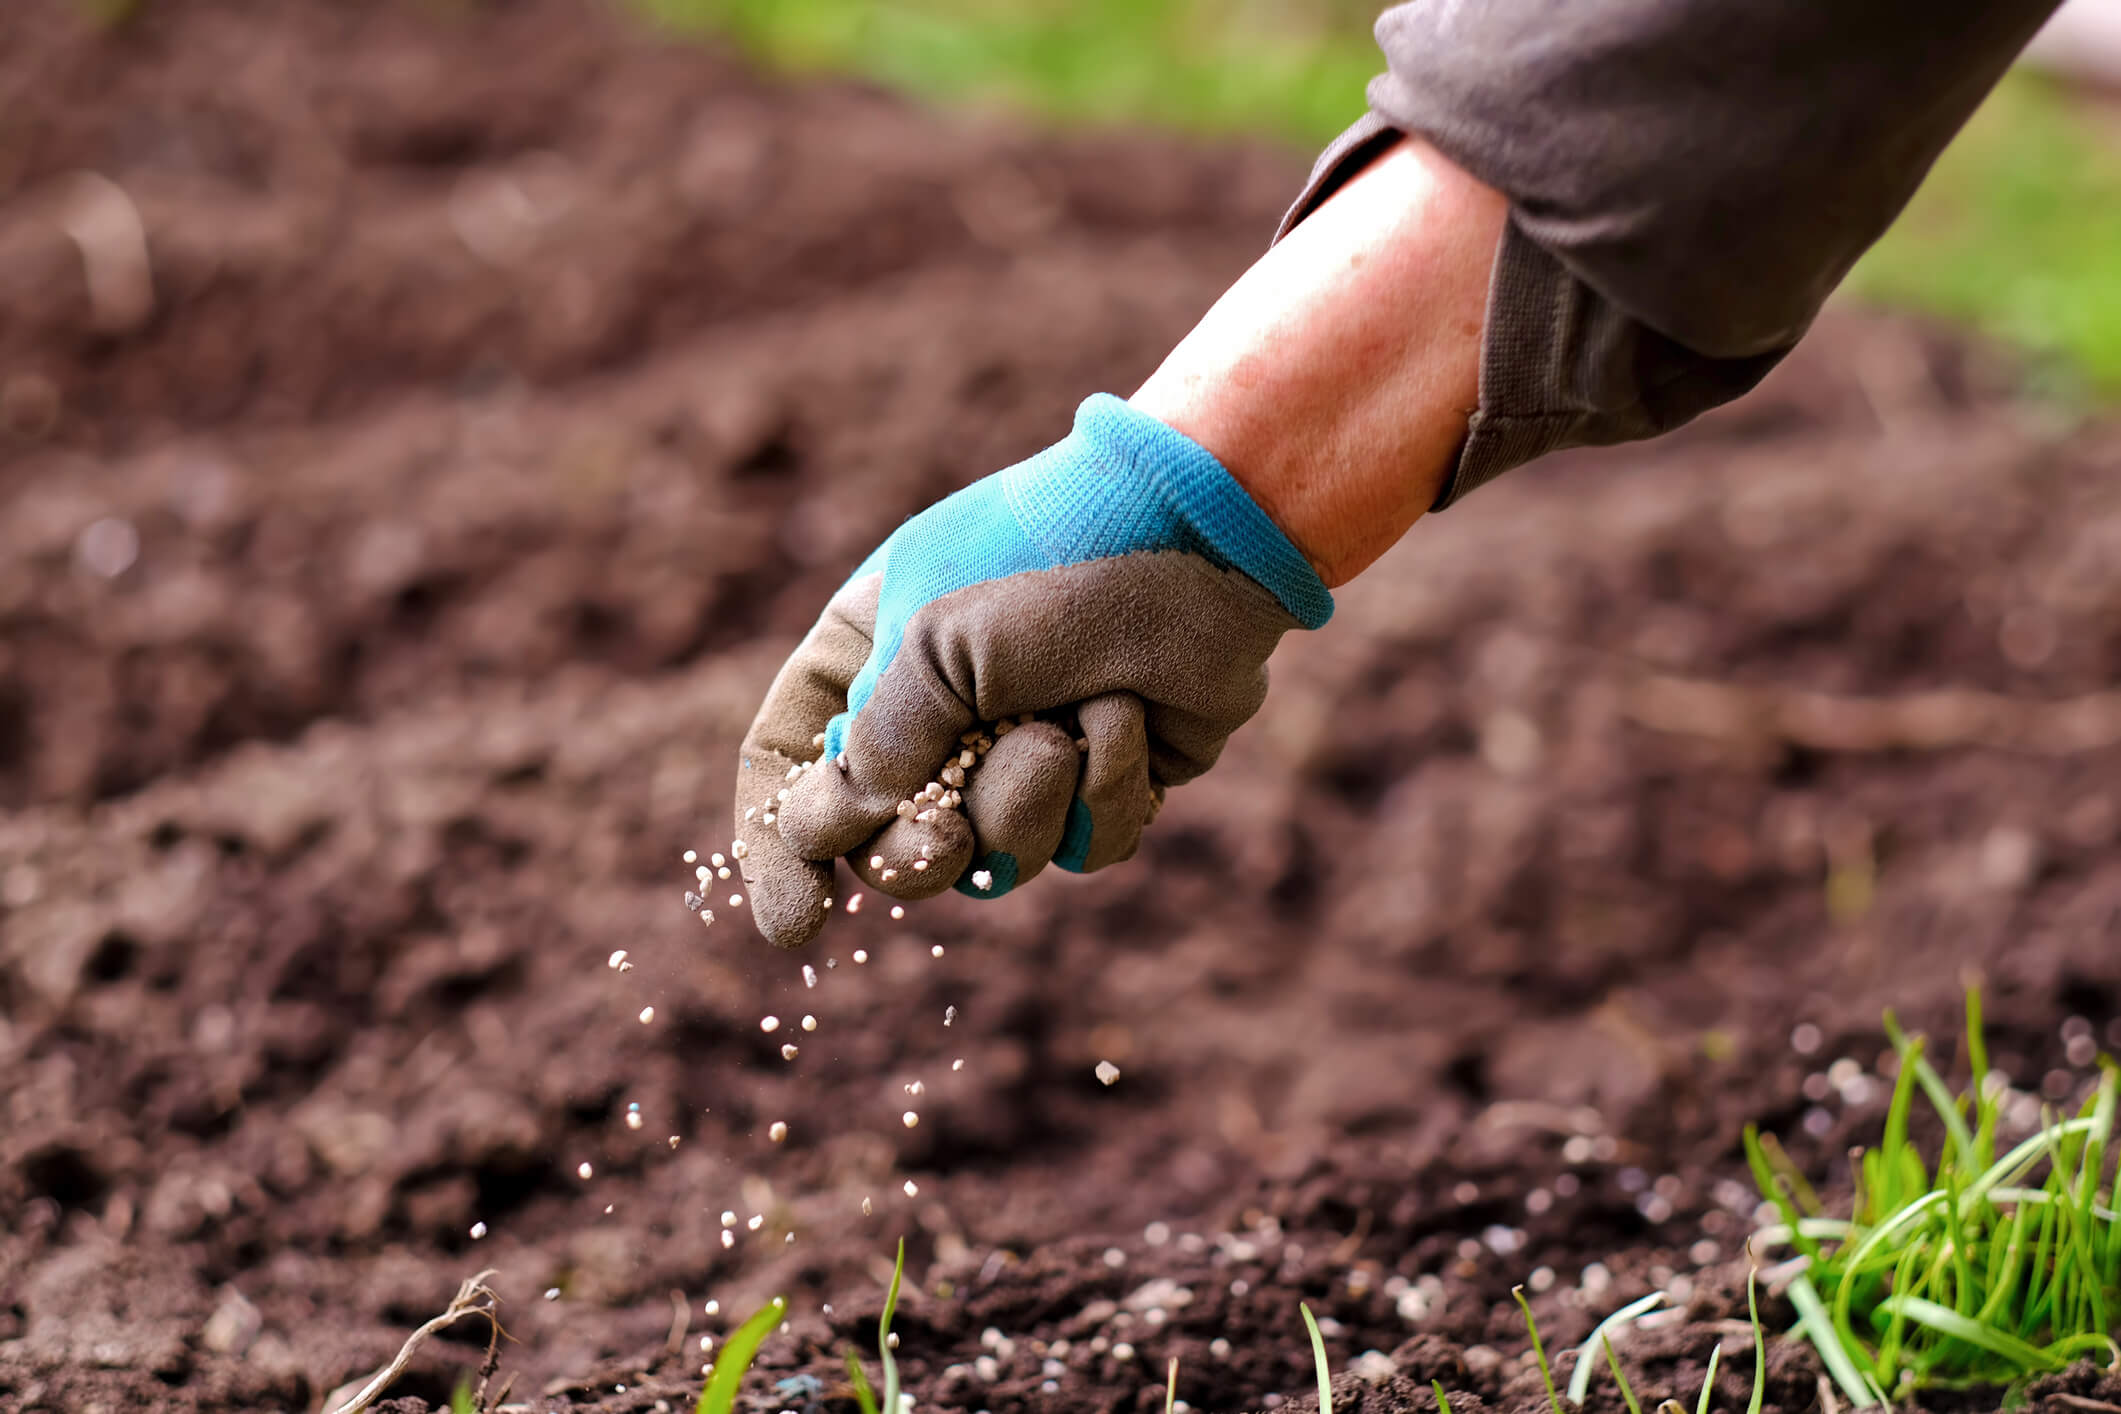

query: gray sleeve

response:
[1281,0,2064,508]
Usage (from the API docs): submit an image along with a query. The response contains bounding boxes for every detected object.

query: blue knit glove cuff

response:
[1012,394,1335,630]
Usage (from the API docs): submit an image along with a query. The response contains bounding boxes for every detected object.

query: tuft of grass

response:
[1300,1302,1334,1414]
[697,1295,788,1414]
[1749,990,2121,1401]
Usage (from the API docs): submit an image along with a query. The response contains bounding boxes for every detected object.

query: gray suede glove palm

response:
[732,395,1333,947]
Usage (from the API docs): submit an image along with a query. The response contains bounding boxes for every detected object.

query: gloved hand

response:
[731,394,1333,947]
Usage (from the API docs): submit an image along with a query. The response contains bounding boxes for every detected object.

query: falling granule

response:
[721,1210,737,1227]
[639,1006,656,1025]
[853,950,869,965]
[710,852,725,868]
[608,949,628,969]
[931,944,945,958]
[604,1204,614,1215]
[861,1197,873,1216]
[952,1058,965,1072]
[704,1299,720,1316]
[785,1232,795,1245]
[718,867,731,880]
[943,1006,956,1026]
[696,866,711,883]
[760,1015,780,1033]
[731,839,749,858]
[890,906,905,921]
[769,1121,788,1143]
[887,1333,901,1350]
[545,1287,561,1301]
[781,1044,799,1061]
[721,1230,735,1249]
[684,850,698,865]
[729,893,744,908]
[696,913,713,930]
[902,1111,919,1128]
[577,1161,594,1180]
[802,965,818,989]
[1095,1060,1121,1086]
[684,890,707,913]
[747,1214,764,1231]
[970,870,993,891]
[801,1015,817,1032]
[905,1080,924,1096]
[700,1334,715,1353]
[846,894,864,915]
[626,1111,644,1130]
[470,1221,488,1239]
[668,1136,681,1149]
[903,1179,918,1197]
[869,854,885,869]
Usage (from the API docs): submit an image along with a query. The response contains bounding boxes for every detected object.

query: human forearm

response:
[1129,136,1505,588]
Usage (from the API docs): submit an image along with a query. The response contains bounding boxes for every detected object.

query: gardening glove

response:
[732,394,1333,948]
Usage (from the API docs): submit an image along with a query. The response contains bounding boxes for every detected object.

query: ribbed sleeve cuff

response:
[1075,394,1335,630]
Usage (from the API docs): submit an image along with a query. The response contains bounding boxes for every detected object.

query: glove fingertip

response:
[953,851,1020,899]
[1051,799,1096,874]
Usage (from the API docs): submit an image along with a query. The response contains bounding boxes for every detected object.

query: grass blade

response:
[1300,1303,1333,1414]
[1513,1285,1567,1414]
[696,1298,787,1414]
[1788,1273,1878,1408]
[1878,1296,2066,1372]
[1433,1380,1455,1414]
[1166,1357,1180,1414]
[1744,1273,1766,1414]
[845,1350,879,1414]
[1601,1337,1645,1414]
[880,1238,906,1414]
[1567,1292,1666,1406]
[1693,1342,1723,1414]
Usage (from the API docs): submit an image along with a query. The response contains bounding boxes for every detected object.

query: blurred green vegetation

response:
[644,0,2121,391]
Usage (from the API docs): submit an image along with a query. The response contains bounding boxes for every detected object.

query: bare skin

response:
[1129,136,1507,588]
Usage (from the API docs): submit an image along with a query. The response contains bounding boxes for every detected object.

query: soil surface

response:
[5,4,2121,1414]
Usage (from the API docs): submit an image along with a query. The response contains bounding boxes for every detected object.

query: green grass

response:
[696,1293,789,1414]
[635,0,2121,395]
[1748,990,2121,1402]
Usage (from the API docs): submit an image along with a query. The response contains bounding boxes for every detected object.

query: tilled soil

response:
[4,4,2121,1414]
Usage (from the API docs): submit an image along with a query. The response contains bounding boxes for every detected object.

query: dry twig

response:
[326,1269,501,1414]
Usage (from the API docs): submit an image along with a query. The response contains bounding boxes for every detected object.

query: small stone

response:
[545,1287,561,1301]
[1095,1060,1120,1086]
[970,870,993,891]
[782,1044,799,1060]
[685,891,706,913]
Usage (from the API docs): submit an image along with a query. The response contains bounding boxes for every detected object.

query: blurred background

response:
[647,0,2121,395]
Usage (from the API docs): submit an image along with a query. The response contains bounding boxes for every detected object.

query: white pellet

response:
[470,1221,488,1239]
[711,852,725,868]
[730,893,744,907]
[761,1016,780,1032]
[931,944,945,958]
[853,949,869,964]
[870,854,885,869]
[847,894,864,914]
[903,1179,918,1197]
[890,906,905,920]
[769,1121,788,1143]
[577,1162,594,1180]
[912,859,929,872]
[626,1111,643,1130]
[639,1006,656,1024]
[971,870,993,891]
[906,1080,924,1095]
[608,949,628,969]
[747,1214,764,1231]
[803,965,818,988]
[722,1211,737,1227]
[903,1111,919,1128]
[881,868,898,882]
[801,1015,817,1031]
[782,1044,799,1060]
[721,1230,735,1249]
[1095,1060,1120,1086]
[545,1288,561,1301]
[952,1058,965,1071]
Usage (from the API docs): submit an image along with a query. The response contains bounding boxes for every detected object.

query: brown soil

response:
[4,4,2121,1414]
